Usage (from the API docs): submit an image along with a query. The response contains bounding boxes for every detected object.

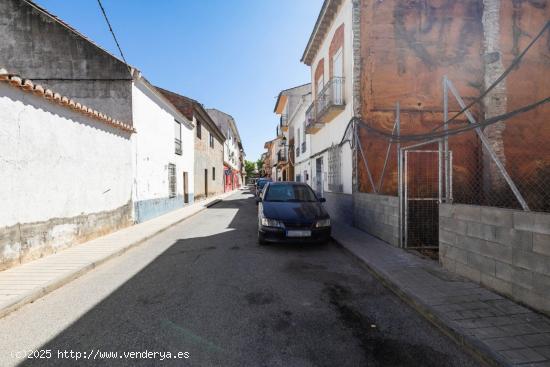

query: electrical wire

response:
[430,20,550,132]
[355,95,550,143]
[344,19,550,145]
[96,0,132,75]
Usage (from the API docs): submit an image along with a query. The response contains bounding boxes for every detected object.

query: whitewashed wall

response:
[0,83,133,269]
[309,0,354,195]
[131,80,194,222]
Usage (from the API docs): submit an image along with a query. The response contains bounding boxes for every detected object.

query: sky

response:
[34,0,323,161]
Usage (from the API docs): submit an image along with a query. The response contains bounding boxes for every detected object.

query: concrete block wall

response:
[440,204,550,315]
[323,192,353,224]
[353,193,399,247]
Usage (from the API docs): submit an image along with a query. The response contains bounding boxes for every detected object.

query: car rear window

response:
[264,184,317,202]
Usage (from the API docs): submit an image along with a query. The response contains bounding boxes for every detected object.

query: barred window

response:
[328,144,342,192]
[168,163,177,198]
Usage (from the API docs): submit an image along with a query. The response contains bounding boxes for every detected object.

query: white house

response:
[206,109,245,191]
[131,71,195,223]
[0,68,134,270]
[273,84,312,184]
[301,0,355,222]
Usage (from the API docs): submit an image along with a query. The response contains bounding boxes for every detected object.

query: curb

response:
[332,237,510,367]
[0,193,232,320]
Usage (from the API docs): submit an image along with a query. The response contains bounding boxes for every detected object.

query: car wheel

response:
[257,231,266,245]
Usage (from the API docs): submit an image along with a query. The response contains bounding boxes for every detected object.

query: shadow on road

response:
[21,193,480,367]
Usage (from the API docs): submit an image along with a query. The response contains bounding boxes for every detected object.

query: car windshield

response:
[264,184,318,202]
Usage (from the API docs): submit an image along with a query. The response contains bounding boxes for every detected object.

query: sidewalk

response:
[332,222,550,367]
[0,191,236,319]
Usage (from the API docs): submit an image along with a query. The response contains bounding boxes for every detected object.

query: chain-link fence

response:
[355,77,550,249]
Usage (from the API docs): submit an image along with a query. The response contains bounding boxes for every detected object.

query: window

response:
[296,174,302,182]
[168,163,177,198]
[264,184,317,202]
[297,128,301,155]
[196,121,202,139]
[209,133,215,148]
[174,120,182,155]
[328,145,342,192]
[212,167,216,181]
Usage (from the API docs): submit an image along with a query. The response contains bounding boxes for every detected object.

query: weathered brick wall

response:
[440,204,550,314]
[353,193,399,247]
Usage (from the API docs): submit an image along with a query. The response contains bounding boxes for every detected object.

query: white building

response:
[131,71,195,222]
[0,69,134,270]
[273,84,312,184]
[206,109,245,191]
[301,0,355,222]
[292,91,313,186]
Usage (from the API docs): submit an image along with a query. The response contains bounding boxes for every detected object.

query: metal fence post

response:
[443,76,450,202]
[396,102,403,248]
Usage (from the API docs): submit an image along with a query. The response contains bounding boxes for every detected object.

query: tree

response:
[256,158,264,171]
[244,160,256,177]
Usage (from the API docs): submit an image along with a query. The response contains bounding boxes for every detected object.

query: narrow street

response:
[0,190,480,366]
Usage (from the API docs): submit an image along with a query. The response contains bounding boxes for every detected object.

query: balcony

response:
[305,77,345,134]
[280,114,288,132]
[277,149,287,164]
[305,102,323,134]
[276,124,283,138]
[174,138,182,155]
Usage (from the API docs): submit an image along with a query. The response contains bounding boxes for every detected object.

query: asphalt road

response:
[0,190,481,366]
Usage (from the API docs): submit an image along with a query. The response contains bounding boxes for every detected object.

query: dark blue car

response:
[255,177,272,197]
[256,182,331,244]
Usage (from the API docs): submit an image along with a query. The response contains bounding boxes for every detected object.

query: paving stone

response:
[482,336,527,351]
[499,348,547,364]
[535,346,550,359]
[517,334,550,348]
[471,326,509,338]
[499,324,544,337]
[332,221,550,367]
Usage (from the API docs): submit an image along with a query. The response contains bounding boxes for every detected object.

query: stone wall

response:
[353,193,399,247]
[440,204,550,315]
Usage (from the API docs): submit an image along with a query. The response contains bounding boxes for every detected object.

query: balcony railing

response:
[280,114,288,132]
[175,138,182,155]
[276,124,282,137]
[277,149,287,163]
[305,102,320,133]
[305,77,345,133]
[317,77,345,119]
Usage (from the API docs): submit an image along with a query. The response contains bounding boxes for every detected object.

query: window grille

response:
[174,120,182,155]
[328,144,343,192]
[168,163,177,198]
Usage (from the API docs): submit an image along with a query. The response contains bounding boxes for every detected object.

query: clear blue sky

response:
[34,0,322,161]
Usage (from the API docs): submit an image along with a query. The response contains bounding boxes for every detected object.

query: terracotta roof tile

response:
[0,68,134,133]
